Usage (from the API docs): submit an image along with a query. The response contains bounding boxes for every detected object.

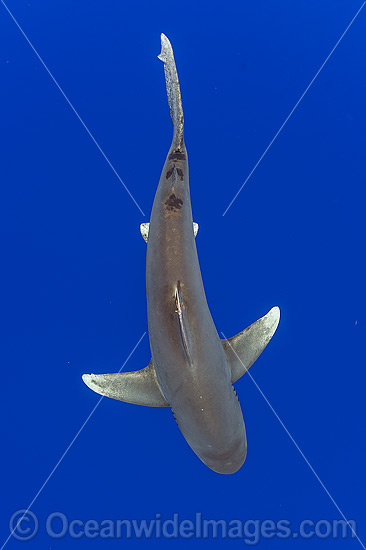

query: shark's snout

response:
[202,440,247,475]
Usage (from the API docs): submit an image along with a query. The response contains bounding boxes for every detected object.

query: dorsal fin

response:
[175,281,194,367]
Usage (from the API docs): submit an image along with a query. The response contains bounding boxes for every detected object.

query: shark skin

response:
[82,34,280,474]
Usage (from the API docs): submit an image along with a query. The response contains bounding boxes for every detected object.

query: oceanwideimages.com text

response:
[9,510,358,544]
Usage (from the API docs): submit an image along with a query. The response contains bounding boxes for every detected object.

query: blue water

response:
[1,0,365,548]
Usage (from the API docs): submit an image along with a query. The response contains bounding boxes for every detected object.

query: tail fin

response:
[158,33,184,151]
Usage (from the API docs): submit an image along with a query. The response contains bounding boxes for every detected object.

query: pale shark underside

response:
[83,34,280,474]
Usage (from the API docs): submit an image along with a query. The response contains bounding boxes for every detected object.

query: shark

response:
[82,33,280,474]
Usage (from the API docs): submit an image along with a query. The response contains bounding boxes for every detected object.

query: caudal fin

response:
[158,33,184,151]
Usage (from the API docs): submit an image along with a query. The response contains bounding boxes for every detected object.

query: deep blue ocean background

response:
[1,0,365,548]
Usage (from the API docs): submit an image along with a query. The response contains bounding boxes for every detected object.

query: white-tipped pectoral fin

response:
[82,360,169,407]
[222,306,280,383]
[140,222,198,243]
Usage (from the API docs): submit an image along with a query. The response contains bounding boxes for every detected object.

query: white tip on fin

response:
[222,306,280,383]
[140,223,149,243]
[82,360,169,407]
[140,222,198,243]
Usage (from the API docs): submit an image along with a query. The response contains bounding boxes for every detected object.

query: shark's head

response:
[202,441,247,475]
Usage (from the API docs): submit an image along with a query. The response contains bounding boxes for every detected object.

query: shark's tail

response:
[158,33,184,152]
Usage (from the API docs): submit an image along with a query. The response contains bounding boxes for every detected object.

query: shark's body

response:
[83,34,280,474]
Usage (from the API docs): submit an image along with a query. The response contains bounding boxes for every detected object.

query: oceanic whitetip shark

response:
[83,34,280,474]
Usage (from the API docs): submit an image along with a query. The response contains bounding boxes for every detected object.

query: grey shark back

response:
[82,34,280,474]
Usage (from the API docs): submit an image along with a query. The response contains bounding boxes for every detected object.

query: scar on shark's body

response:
[82,33,280,474]
[168,151,186,160]
[166,164,184,183]
[166,167,174,179]
[165,193,183,211]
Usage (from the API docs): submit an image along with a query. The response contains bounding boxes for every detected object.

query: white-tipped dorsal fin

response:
[222,306,280,383]
[140,222,198,243]
[82,359,169,407]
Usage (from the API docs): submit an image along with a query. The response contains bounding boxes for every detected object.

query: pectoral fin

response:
[222,306,280,383]
[82,360,169,407]
[140,222,198,243]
